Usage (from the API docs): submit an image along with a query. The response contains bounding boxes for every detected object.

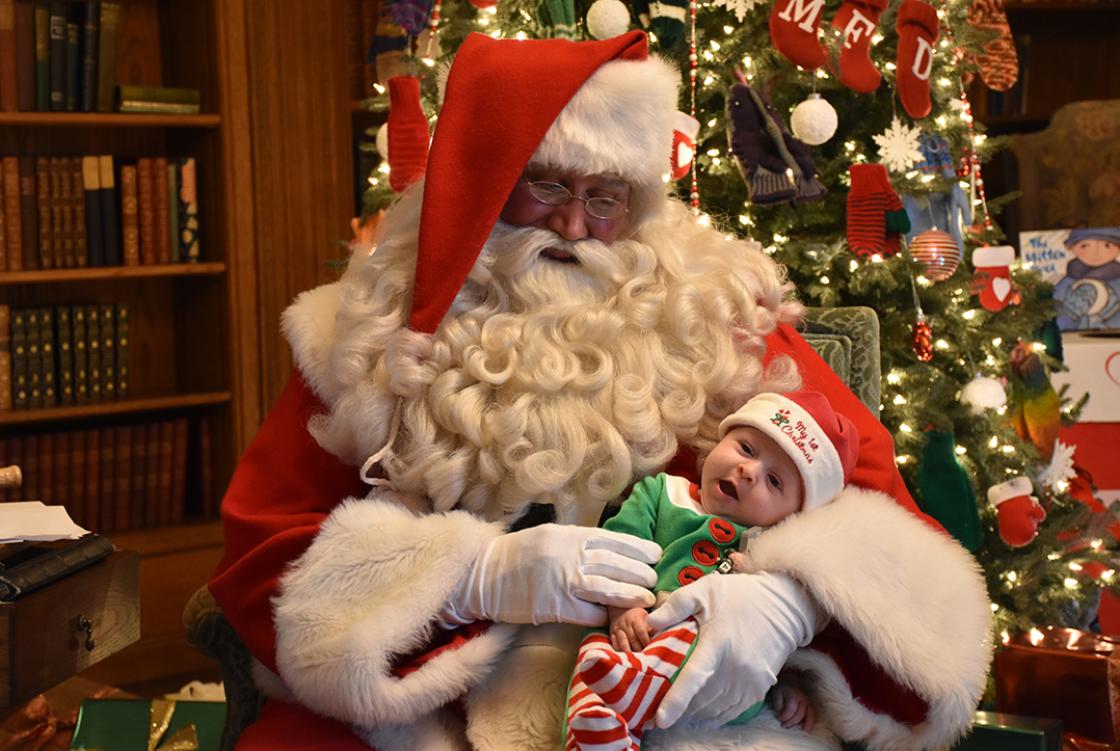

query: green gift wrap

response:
[69,699,225,751]
[951,711,1063,751]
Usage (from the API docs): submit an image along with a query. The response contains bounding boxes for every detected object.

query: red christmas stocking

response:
[989,477,1046,548]
[971,245,1021,312]
[847,163,907,257]
[968,0,1018,91]
[387,75,430,193]
[770,0,828,71]
[831,0,888,94]
[895,0,939,120]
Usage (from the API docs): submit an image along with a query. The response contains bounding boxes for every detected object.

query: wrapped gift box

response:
[995,627,1120,746]
[952,711,1063,751]
[69,699,225,751]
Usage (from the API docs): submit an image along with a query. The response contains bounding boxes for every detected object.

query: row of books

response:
[0,0,120,113]
[0,416,218,532]
[0,154,200,272]
[0,303,129,411]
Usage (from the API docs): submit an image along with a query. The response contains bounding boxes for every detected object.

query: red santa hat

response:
[718,391,860,512]
[408,31,681,334]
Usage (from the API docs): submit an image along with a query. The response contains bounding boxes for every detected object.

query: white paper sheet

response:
[0,501,91,542]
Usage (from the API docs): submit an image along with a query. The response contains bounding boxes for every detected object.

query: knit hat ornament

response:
[410,31,679,334]
[718,391,860,512]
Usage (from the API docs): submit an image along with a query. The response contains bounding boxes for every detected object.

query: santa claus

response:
[210,30,992,751]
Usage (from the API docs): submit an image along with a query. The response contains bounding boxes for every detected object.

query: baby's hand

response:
[728,551,748,572]
[770,682,816,732]
[610,607,653,652]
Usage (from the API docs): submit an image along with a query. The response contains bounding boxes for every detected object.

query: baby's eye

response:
[739,441,754,456]
[768,474,782,490]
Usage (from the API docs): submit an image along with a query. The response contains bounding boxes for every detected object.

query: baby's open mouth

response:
[719,480,739,501]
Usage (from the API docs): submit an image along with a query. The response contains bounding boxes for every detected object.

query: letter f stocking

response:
[831,0,888,93]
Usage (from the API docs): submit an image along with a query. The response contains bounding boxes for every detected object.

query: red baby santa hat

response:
[409,31,680,334]
[718,391,860,511]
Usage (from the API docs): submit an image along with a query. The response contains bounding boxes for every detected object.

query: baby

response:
[564,390,859,750]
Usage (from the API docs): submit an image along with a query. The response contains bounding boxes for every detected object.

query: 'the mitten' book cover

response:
[1020,227,1120,332]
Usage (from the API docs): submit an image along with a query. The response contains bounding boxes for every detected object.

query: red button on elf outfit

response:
[678,566,704,586]
[709,518,736,543]
[692,540,720,566]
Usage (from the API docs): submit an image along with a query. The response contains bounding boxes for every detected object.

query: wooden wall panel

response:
[244,0,355,415]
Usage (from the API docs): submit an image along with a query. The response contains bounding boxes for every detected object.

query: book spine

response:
[14,0,35,111]
[32,0,46,110]
[83,427,99,530]
[136,157,154,264]
[55,304,72,404]
[35,156,51,270]
[97,154,119,265]
[171,416,186,521]
[1,156,21,271]
[178,157,199,262]
[153,156,169,264]
[112,423,130,531]
[69,156,85,267]
[17,155,36,269]
[0,0,18,112]
[166,160,179,262]
[119,162,138,266]
[63,3,77,111]
[157,418,172,524]
[52,429,69,510]
[93,0,115,112]
[71,304,86,403]
[98,424,113,530]
[98,302,113,400]
[143,421,159,527]
[0,303,10,412]
[67,428,83,525]
[23,433,37,499]
[81,155,103,266]
[114,301,127,398]
[25,307,40,407]
[47,0,64,111]
[116,85,200,105]
[84,302,100,402]
[39,432,54,504]
[128,419,145,528]
[0,533,114,601]
[11,307,28,409]
[0,183,5,270]
[50,155,68,268]
[39,306,54,406]
[79,0,97,111]
[117,100,200,114]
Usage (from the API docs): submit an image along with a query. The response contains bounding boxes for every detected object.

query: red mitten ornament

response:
[670,112,700,181]
[971,245,1021,312]
[831,0,888,93]
[989,476,1046,548]
[387,75,430,193]
[770,0,828,71]
[895,0,939,119]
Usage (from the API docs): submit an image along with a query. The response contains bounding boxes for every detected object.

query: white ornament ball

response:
[586,0,631,40]
[790,93,838,146]
[375,123,390,159]
[960,375,1007,415]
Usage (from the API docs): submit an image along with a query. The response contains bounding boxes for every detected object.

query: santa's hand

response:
[646,572,824,729]
[440,524,660,628]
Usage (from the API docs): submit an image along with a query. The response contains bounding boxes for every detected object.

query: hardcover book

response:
[171,417,187,521]
[112,424,130,531]
[63,2,77,111]
[128,419,146,529]
[0,303,10,411]
[98,425,113,530]
[0,0,18,112]
[114,301,127,398]
[98,154,120,265]
[34,156,50,269]
[85,302,100,402]
[93,0,116,112]
[18,155,37,269]
[70,156,86,266]
[82,155,104,266]
[67,429,84,525]
[82,427,98,531]
[0,168,6,270]
[39,306,55,406]
[119,162,139,266]
[46,0,64,111]
[98,302,114,400]
[13,0,35,111]
[166,160,180,262]
[11,307,28,409]
[52,155,71,268]
[1,156,19,270]
[79,0,97,111]
[136,157,155,264]
[144,421,160,527]
[157,419,172,524]
[71,304,87,403]
[53,429,69,510]
[178,157,199,262]
[32,0,46,110]
[153,157,169,264]
[56,304,72,404]
[25,307,40,408]
[37,430,52,503]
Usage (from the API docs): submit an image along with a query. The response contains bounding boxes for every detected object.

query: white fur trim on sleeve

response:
[280,281,344,403]
[735,486,993,751]
[272,491,518,729]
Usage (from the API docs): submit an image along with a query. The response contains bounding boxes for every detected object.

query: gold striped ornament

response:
[909,229,961,282]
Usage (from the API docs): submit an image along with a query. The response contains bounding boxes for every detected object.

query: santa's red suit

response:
[210,31,991,751]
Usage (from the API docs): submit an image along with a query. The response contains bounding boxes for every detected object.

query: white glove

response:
[440,524,661,628]
[646,571,825,728]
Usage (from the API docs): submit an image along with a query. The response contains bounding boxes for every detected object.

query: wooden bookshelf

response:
[0,0,259,695]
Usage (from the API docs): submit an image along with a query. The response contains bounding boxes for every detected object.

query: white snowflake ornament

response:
[712,0,764,21]
[1038,440,1078,493]
[873,116,924,174]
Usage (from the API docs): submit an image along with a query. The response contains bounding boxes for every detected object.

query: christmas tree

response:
[359,0,1118,645]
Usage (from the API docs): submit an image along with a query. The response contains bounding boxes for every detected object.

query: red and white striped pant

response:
[564,618,699,751]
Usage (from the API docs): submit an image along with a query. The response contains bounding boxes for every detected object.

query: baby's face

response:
[699,426,804,527]
[1070,239,1120,267]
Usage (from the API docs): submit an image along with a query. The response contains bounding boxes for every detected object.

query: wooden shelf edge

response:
[0,262,226,285]
[0,391,232,426]
[110,519,223,557]
[0,113,221,128]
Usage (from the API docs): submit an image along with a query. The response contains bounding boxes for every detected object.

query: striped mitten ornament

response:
[846,163,909,257]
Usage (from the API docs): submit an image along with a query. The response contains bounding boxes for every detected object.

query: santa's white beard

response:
[313,200,801,524]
